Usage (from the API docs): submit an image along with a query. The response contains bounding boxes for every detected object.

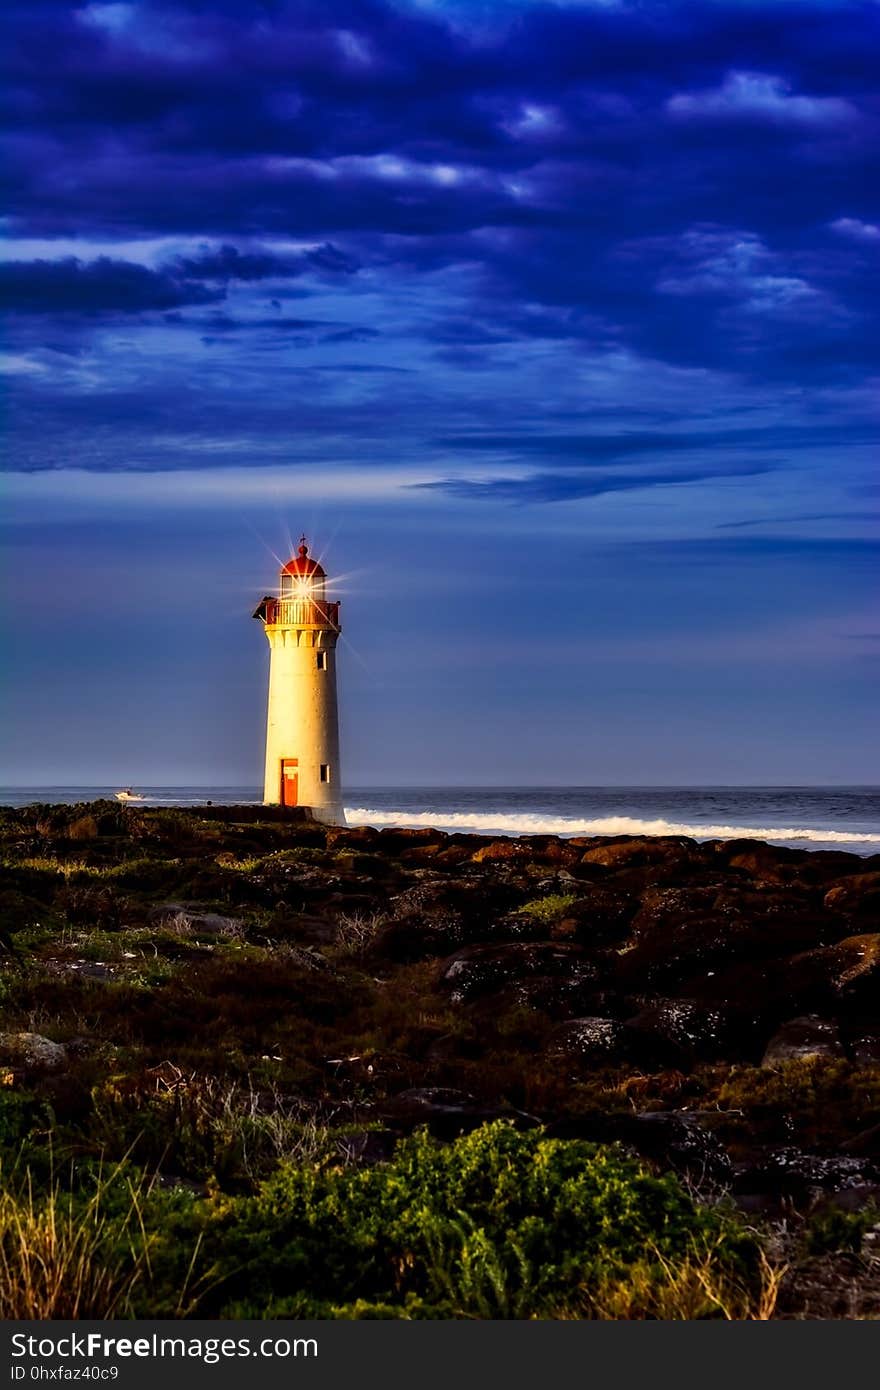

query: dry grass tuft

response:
[0,1171,145,1319]
[562,1241,787,1321]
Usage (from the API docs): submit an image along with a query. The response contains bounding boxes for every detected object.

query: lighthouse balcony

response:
[253,597,340,629]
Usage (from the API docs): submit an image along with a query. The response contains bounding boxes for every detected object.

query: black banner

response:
[0,1320,866,1390]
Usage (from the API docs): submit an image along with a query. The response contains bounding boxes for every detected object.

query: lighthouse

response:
[253,539,345,824]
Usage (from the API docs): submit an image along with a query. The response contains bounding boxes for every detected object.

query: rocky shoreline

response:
[1,800,879,1317]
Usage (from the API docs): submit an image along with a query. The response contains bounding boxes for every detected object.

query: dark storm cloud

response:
[2,0,879,470]
[171,242,360,280]
[419,462,775,505]
[432,423,880,462]
[0,256,224,313]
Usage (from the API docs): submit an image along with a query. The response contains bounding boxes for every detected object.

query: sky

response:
[1,0,878,788]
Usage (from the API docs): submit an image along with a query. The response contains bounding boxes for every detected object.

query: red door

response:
[281,759,298,806]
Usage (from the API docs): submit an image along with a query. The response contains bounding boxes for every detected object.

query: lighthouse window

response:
[316,652,327,670]
[320,764,331,783]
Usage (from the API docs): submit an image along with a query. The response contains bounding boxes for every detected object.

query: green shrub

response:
[200,1121,755,1318]
[803,1203,880,1256]
[520,894,577,924]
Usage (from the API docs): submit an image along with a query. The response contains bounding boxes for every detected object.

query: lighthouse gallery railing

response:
[262,598,340,628]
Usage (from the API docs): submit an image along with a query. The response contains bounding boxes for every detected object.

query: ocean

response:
[1,785,879,855]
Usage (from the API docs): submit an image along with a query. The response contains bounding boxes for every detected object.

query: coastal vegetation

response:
[0,801,878,1318]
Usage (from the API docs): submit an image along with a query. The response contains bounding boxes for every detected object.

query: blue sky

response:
[1,0,878,786]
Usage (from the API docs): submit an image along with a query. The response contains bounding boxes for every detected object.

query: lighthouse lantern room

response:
[252,539,345,824]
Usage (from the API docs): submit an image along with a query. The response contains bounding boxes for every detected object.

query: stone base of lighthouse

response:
[262,626,346,826]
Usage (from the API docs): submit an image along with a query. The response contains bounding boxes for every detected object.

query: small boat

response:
[115,788,146,802]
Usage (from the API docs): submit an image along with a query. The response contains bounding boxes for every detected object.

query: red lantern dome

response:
[282,539,325,578]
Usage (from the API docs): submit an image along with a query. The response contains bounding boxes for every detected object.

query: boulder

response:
[551,888,638,946]
[376,827,448,855]
[575,828,700,872]
[479,973,603,1019]
[614,904,826,991]
[372,877,529,961]
[788,933,880,1008]
[0,1032,67,1072]
[622,998,731,1067]
[761,1016,845,1068]
[324,825,381,850]
[722,841,865,886]
[546,1016,624,1061]
[732,1146,879,1198]
[849,1033,880,1067]
[824,873,880,921]
[373,913,474,963]
[625,1111,732,1182]
[674,935,880,1033]
[471,840,532,864]
[579,836,701,872]
[437,941,595,1004]
[148,905,245,939]
[546,1111,731,1182]
[379,1087,539,1137]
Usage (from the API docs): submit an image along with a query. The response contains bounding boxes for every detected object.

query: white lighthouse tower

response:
[253,538,345,824]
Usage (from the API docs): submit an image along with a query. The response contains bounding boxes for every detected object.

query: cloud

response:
[0,256,224,314]
[717,511,873,530]
[170,241,360,281]
[417,462,774,504]
[431,422,877,463]
[667,70,856,127]
[2,0,879,501]
[830,217,880,244]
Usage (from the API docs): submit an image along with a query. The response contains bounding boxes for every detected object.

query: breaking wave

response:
[343,807,880,846]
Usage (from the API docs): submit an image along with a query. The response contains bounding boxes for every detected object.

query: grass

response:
[0,1166,147,1319]
[1,800,876,1319]
[577,1242,786,1321]
[333,911,387,957]
[519,893,578,924]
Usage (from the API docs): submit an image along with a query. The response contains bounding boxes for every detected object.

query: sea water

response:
[1,785,879,855]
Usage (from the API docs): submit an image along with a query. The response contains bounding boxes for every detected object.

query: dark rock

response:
[824,872,880,921]
[376,827,448,854]
[521,836,583,867]
[622,998,732,1067]
[721,840,865,886]
[551,888,637,946]
[545,1110,731,1182]
[626,1111,732,1182]
[437,941,595,1004]
[379,1087,539,1137]
[762,1016,845,1068]
[148,905,244,938]
[265,909,338,946]
[849,1033,880,1066]
[471,839,534,864]
[579,836,701,872]
[479,972,604,1019]
[374,913,473,962]
[546,1016,624,1061]
[733,1147,880,1197]
[45,959,117,979]
[678,934,880,1033]
[335,1130,399,1165]
[840,1124,880,1159]
[386,877,520,924]
[788,933,880,1009]
[0,1031,67,1072]
[325,826,381,850]
[616,883,833,991]
[372,877,529,962]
